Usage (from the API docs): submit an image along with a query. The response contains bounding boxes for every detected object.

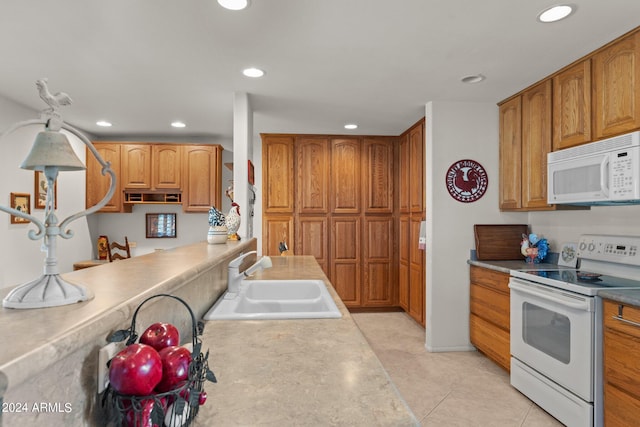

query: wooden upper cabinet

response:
[399,134,410,213]
[553,59,592,150]
[499,96,522,210]
[296,137,329,214]
[522,80,552,209]
[593,31,640,139]
[363,138,394,214]
[262,135,294,213]
[409,122,424,213]
[152,145,181,189]
[121,144,151,189]
[331,138,361,214]
[181,145,222,212]
[86,142,122,212]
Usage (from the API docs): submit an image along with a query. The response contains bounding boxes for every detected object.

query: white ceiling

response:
[0,1,638,143]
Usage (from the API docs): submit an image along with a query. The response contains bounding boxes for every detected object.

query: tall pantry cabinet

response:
[398,119,426,326]
[262,134,397,310]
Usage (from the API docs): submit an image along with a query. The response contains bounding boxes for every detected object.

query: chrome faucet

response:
[227,251,273,295]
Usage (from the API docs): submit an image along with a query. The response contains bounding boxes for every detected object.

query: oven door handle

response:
[509,279,593,311]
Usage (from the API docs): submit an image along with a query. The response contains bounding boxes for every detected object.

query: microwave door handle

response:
[601,156,610,197]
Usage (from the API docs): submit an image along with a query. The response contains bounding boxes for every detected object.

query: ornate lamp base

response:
[2,274,93,309]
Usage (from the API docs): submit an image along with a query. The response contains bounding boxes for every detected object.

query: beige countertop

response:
[0,240,251,397]
[194,256,419,426]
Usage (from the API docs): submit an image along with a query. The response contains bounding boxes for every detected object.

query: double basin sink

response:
[203,279,342,320]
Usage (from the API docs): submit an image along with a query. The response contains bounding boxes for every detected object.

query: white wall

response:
[425,100,527,351]
[0,96,92,289]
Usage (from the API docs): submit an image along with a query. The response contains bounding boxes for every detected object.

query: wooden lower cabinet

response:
[330,216,361,307]
[363,216,394,306]
[469,265,510,371]
[603,299,640,425]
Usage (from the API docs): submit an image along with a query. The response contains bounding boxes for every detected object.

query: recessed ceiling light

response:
[242,67,265,78]
[96,120,112,127]
[344,124,358,130]
[171,121,186,128]
[537,4,574,23]
[461,74,486,84]
[217,0,249,11]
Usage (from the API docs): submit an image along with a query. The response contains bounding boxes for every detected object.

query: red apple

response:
[155,346,192,392]
[124,397,166,427]
[140,322,180,351]
[109,343,163,395]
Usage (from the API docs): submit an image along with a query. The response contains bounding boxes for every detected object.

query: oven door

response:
[510,277,595,402]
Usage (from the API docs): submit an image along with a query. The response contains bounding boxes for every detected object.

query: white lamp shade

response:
[20,130,85,171]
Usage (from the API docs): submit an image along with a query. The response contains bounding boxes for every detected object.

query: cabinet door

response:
[331,138,361,214]
[399,134,410,213]
[121,144,151,189]
[263,136,294,213]
[398,215,410,311]
[296,216,329,277]
[363,138,394,214]
[409,123,424,213]
[521,80,552,209]
[182,145,222,212]
[263,216,294,257]
[553,60,592,150]
[593,31,640,139]
[499,96,522,210]
[409,216,425,325]
[86,143,122,212]
[363,216,394,306]
[153,145,182,189]
[296,137,329,214]
[330,216,361,306]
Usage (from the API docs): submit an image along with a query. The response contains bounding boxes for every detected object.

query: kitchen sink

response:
[203,279,342,320]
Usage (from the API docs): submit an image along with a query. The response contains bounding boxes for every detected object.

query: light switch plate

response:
[97,341,126,394]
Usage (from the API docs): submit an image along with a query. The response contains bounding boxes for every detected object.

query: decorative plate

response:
[558,242,578,268]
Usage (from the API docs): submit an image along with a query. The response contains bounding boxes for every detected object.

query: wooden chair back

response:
[108,236,131,261]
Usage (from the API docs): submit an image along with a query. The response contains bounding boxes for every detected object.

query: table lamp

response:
[1,79,116,309]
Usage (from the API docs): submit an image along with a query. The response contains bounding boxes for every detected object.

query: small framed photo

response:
[146,213,177,238]
[10,192,30,224]
[34,171,57,210]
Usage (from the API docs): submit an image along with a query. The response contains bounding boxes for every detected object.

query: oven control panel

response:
[577,234,640,266]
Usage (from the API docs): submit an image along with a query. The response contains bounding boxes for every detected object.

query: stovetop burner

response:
[512,268,640,296]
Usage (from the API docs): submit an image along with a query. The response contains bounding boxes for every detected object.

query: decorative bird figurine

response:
[36,78,73,111]
[35,78,73,131]
[208,206,226,227]
[225,202,241,240]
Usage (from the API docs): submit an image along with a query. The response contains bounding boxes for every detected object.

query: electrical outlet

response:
[97,341,126,394]
[128,241,137,248]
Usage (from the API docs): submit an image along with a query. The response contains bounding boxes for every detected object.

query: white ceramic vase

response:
[207,225,228,244]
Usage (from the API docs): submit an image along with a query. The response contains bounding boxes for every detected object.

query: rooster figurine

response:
[225,202,241,240]
[35,78,73,130]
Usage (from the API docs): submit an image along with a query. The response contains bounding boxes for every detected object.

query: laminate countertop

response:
[194,255,419,426]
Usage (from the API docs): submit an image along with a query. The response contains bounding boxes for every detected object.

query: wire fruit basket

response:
[102,294,216,426]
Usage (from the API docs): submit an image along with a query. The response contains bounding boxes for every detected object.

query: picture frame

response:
[558,242,578,268]
[34,171,57,210]
[10,192,30,224]
[146,213,177,238]
[248,160,255,186]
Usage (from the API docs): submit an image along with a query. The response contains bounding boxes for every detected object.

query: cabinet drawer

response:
[604,299,640,339]
[604,382,640,427]
[470,313,510,372]
[470,265,510,294]
[470,284,510,331]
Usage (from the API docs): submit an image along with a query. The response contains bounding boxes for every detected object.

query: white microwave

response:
[547,131,640,205]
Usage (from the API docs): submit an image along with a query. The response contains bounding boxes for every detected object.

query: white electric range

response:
[509,234,640,427]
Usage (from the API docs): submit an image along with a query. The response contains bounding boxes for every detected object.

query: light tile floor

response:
[351,312,564,427]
